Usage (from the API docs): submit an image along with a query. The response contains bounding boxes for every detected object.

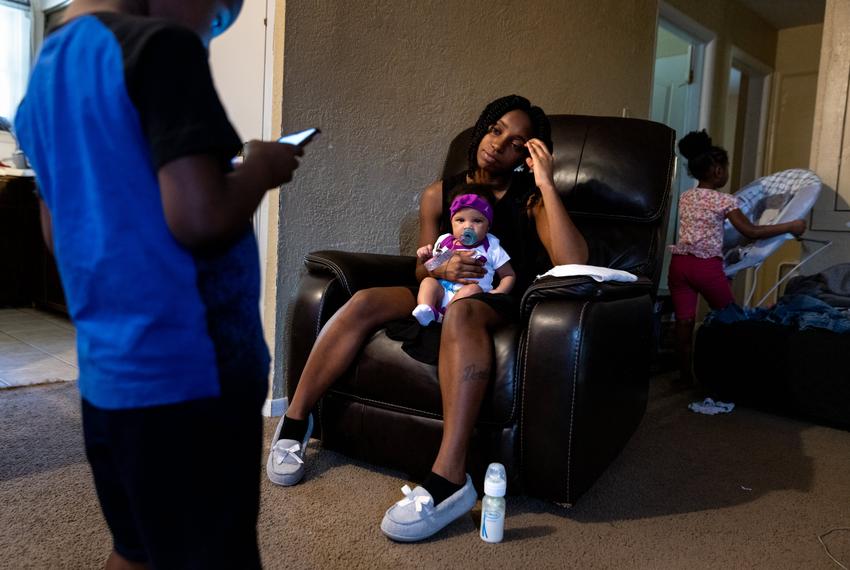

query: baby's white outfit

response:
[414,232,510,324]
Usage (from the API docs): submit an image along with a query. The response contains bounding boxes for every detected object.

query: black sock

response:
[278,415,309,442]
[422,471,464,506]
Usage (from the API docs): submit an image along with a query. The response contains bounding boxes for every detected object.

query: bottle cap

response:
[484,462,507,497]
[484,477,506,497]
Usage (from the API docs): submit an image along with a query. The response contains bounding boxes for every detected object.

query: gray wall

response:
[272,1,658,394]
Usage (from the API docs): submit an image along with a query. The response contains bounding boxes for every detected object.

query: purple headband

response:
[449,194,493,226]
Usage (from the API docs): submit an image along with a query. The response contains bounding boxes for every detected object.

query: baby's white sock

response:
[412,304,437,326]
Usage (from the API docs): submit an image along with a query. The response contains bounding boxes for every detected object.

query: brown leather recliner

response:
[285,115,675,505]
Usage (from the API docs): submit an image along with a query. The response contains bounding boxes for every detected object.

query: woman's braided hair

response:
[466,95,553,176]
[678,130,728,180]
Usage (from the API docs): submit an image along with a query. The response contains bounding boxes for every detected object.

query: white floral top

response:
[670,188,740,259]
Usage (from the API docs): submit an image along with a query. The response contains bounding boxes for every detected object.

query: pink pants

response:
[668,254,735,320]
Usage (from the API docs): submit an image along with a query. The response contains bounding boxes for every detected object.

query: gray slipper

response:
[380,474,476,542]
[266,414,313,486]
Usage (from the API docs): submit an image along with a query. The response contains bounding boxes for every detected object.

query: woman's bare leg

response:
[448,284,483,304]
[286,287,416,420]
[431,298,503,484]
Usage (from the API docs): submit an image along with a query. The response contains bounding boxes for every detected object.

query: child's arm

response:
[490,262,516,295]
[726,209,807,240]
[158,141,302,250]
[416,244,434,262]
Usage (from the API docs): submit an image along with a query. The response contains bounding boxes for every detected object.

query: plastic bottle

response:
[424,230,482,273]
[424,248,454,272]
[479,462,506,543]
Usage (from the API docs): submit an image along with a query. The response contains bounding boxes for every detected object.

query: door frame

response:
[653,2,717,295]
[657,2,716,132]
[729,46,773,183]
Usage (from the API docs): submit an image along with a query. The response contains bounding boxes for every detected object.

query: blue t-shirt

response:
[14,13,269,409]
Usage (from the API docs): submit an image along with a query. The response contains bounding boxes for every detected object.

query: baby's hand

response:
[416,244,434,261]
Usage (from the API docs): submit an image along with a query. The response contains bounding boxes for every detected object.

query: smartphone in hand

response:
[278,128,320,147]
[231,128,320,167]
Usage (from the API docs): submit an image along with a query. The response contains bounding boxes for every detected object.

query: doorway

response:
[723,50,773,304]
[724,48,772,192]
[650,7,715,294]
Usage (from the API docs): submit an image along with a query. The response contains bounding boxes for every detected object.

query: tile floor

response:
[0,307,77,388]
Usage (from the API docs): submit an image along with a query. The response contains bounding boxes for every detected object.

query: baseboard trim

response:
[262,396,288,417]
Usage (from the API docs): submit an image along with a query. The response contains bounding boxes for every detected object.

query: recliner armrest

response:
[520,275,654,317]
[287,250,417,403]
[519,295,652,504]
[305,250,419,295]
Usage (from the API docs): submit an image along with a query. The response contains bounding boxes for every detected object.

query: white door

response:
[209,2,269,142]
[208,0,274,314]
[651,20,707,294]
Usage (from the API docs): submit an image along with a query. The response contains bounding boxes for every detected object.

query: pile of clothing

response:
[705,263,850,334]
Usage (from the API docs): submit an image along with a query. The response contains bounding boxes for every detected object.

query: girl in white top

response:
[669,130,806,384]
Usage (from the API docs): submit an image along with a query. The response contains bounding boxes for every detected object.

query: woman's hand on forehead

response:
[525,138,555,189]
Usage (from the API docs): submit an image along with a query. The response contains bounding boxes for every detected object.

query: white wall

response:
[209,2,268,142]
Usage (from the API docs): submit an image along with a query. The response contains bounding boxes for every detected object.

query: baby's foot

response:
[412,304,437,326]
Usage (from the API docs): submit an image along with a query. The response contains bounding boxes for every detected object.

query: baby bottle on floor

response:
[480,462,506,543]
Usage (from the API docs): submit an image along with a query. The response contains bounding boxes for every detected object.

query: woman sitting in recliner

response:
[267,94,588,542]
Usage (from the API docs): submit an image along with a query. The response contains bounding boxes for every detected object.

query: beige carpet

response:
[1,376,849,569]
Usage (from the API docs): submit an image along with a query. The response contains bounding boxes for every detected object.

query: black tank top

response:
[440,172,549,295]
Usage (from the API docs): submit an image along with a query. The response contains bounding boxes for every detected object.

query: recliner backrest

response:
[442,114,675,290]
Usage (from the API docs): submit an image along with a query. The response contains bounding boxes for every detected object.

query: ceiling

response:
[735,0,826,29]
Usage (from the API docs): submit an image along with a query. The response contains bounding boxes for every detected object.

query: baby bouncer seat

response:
[721,168,830,306]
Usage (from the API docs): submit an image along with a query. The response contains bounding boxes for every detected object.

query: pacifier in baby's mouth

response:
[460,228,478,246]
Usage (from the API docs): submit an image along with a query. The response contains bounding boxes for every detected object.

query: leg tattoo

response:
[462,364,489,383]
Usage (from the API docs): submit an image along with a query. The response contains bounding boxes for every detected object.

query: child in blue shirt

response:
[14,1,305,567]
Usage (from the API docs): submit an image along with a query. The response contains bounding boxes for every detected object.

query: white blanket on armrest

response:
[535,264,638,283]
